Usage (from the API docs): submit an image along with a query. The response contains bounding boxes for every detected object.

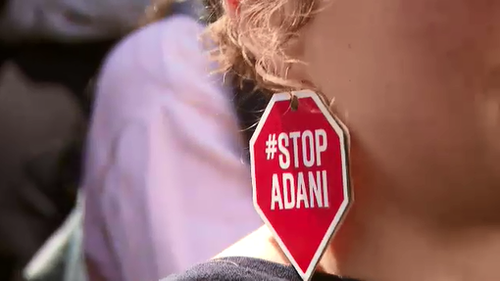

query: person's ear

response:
[226,0,239,16]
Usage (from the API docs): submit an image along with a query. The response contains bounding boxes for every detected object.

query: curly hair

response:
[207,0,318,92]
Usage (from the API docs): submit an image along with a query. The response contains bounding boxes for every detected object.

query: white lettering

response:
[278,133,290,169]
[296,173,309,209]
[309,171,323,208]
[315,129,327,166]
[301,130,315,168]
[271,174,283,210]
[270,170,329,210]
[289,132,301,168]
[322,170,330,208]
[283,173,295,209]
[269,129,331,211]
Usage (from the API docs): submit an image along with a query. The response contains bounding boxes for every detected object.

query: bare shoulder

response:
[163,227,340,281]
[162,228,296,281]
[214,226,290,266]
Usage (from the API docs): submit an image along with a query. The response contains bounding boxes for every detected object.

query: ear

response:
[226,0,240,16]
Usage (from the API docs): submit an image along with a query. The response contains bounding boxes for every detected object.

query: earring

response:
[250,89,352,281]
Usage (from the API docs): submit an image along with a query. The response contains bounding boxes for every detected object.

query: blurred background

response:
[0,0,267,280]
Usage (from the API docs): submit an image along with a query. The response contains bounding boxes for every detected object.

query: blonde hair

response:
[208,0,318,92]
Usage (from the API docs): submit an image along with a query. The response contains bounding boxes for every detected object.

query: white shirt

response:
[83,16,261,281]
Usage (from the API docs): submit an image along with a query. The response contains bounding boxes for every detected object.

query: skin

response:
[220,0,500,280]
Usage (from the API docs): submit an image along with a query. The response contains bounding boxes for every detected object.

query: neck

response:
[324,195,500,281]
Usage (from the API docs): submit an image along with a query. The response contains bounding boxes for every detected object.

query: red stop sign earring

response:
[250,90,352,281]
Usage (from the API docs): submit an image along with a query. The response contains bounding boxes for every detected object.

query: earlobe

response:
[226,0,240,16]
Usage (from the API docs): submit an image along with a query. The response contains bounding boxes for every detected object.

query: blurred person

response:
[163,0,500,281]
[0,0,149,42]
[0,0,150,280]
[82,1,264,281]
